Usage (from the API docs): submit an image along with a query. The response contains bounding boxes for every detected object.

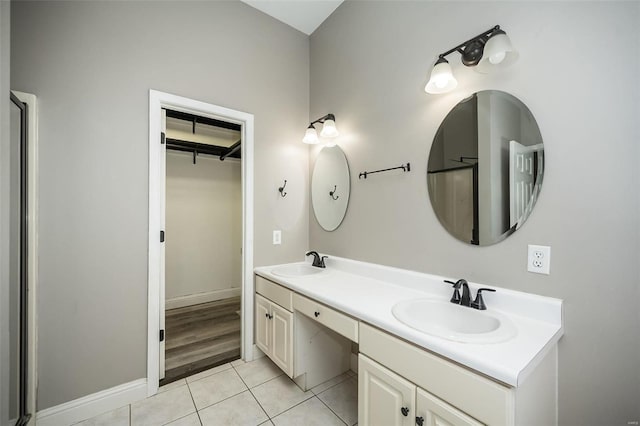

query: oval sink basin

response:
[392,298,517,344]
[272,264,326,278]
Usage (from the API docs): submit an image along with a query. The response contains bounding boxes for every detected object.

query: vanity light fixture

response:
[302,113,339,144]
[425,25,518,94]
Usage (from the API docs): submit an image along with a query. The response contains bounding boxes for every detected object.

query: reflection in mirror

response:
[312,146,351,231]
[427,91,544,246]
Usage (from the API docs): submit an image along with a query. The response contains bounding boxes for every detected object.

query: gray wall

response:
[1,1,11,423]
[310,1,639,425]
[11,0,310,410]
[165,152,241,300]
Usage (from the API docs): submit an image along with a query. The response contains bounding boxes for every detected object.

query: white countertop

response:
[254,255,563,387]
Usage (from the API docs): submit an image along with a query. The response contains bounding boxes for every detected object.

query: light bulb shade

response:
[476,30,518,73]
[303,126,319,144]
[425,59,458,94]
[320,119,339,138]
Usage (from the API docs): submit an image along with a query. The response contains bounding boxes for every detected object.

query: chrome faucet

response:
[305,251,327,268]
[444,279,496,310]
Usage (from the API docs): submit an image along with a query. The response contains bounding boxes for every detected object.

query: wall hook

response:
[278,180,287,197]
[329,185,339,200]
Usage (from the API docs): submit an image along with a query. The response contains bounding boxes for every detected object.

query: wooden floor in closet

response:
[162,296,241,385]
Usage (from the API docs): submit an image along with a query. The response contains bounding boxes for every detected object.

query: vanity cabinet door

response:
[254,293,294,377]
[270,302,293,376]
[359,354,415,426]
[255,294,271,355]
[416,388,484,426]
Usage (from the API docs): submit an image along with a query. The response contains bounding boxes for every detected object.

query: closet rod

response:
[220,140,241,161]
[165,138,241,161]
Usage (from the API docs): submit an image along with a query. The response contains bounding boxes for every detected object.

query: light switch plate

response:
[273,230,281,245]
[528,244,550,274]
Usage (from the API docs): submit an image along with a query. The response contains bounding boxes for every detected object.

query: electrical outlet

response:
[528,245,550,275]
[273,230,281,245]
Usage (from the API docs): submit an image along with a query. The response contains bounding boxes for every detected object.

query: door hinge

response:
[160,230,165,242]
[161,132,165,145]
[160,329,165,342]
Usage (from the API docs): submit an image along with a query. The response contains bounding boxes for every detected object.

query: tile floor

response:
[74,356,358,426]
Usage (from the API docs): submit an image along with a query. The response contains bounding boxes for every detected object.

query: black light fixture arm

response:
[309,113,336,127]
[436,25,501,64]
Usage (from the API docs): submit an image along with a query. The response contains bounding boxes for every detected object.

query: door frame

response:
[147,90,254,396]
[11,90,38,425]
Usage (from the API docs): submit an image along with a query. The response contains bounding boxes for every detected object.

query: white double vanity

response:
[254,255,563,426]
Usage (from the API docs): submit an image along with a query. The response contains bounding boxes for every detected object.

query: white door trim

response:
[158,109,166,380]
[147,90,254,396]
[12,90,38,424]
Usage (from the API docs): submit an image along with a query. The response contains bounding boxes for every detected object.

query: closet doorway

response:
[161,109,243,384]
[148,90,255,395]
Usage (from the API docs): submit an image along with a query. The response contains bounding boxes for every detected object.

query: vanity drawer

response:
[255,275,293,311]
[359,323,514,426]
[293,293,359,342]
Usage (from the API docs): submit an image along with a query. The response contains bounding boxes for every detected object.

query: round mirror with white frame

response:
[312,146,351,231]
[427,90,544,246]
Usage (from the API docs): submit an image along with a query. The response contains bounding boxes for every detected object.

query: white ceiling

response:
[241,0,343,35]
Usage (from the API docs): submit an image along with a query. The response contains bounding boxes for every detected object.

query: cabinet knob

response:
[416,416,424,426]
[265,313,269,318]
[401,407,409,417]
[314,311,320,318]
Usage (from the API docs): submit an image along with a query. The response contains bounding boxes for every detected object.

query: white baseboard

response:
[165,288,241,310]
[36,378,147,426]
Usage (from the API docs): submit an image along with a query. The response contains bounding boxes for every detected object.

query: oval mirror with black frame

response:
[427,90,544,246]
[312,146,351,231]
